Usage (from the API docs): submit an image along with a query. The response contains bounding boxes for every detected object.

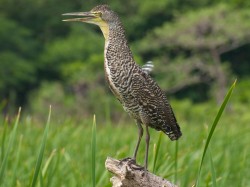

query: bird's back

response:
[117,64,182,140]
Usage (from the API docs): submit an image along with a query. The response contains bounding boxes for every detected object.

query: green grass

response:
[30,106,51,187]
[91,115,96,187]
[195,80,236,186]
[0,81,249,186]
[152,131,162,173]
[0,108,21,186]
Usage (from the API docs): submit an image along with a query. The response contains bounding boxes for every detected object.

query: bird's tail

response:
[168,130,182,141]
[163,122,182,141]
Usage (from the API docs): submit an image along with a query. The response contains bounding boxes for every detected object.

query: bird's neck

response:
[98,22,109,40]
[102,21,135,68]
[100,20,136,100]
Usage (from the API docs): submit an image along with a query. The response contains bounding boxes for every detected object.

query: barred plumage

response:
[63,4,181,169]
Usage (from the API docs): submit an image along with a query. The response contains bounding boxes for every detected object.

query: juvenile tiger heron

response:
[63,4,182,169]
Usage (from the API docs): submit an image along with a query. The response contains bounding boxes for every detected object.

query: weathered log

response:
[105,157,177,187]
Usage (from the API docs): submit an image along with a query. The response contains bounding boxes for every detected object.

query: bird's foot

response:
[142,166,148,176]
[119,157,135,163]
[119,157,145,170]
[119,157,136,167]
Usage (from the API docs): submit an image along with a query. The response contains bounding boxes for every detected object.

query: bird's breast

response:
[104,40,124,102]
[103,38,141,119]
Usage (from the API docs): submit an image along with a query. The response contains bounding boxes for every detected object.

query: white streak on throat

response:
[104,40,117,91]
[99,21,122,101]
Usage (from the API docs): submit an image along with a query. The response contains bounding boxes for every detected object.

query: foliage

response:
[137,4,250,102]
[30,107,51,187]
[0,93,249,186]
[0,16,37,105]
[0,0,249,112]
[195,80,236,186]
[144,5,250,51]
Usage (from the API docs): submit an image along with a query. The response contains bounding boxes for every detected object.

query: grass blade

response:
[42,149,57,178]
[91,115,96,187]
[10,134,23,187]
[39,172,44,187]
[96,170,108,187]
[0,117,8,163]
[174,140,179,184]
[47,148,64,187]
[195,80,237,186]
[30,106,51,187]
[152,132,162,173]
[209,149,217,187]
[0,107,21,185]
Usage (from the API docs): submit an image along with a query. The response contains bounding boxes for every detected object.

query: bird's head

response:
[62,5,118,39]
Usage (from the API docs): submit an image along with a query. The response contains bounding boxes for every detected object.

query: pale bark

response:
[105,157,178,187]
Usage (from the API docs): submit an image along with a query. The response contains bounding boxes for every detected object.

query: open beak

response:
[62,12,98,22]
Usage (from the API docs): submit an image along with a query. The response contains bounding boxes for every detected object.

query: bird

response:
[63,4,182,169]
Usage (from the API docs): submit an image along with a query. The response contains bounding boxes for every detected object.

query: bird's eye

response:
[96,12,102,17]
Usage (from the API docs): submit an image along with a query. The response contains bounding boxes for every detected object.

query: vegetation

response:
[0,0,249,115]
[0,0,250,186]
[0,82,249,186]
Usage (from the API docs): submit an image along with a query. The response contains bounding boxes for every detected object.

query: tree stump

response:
[105,157,177,187]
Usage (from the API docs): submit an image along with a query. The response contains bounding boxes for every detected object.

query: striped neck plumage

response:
[98,20,128,48]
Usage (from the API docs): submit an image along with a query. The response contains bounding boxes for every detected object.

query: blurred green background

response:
[0,0,250,186]
[1,0,250,121]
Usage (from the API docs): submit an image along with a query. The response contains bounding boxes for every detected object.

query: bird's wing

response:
[130,68,182,140]
[142,61,154,74]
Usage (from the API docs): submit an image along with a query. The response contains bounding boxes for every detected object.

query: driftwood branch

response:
[105,157,177,187]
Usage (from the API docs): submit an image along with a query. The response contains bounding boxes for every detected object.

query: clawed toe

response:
[132,164,145,171]
[119,157,145,171]
[119,157,135,165]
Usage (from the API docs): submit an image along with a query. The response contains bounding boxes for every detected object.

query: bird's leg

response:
[132,121,143,161]
[119,121,143,169]
[144,124,150,170]
[119,121,145,171]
